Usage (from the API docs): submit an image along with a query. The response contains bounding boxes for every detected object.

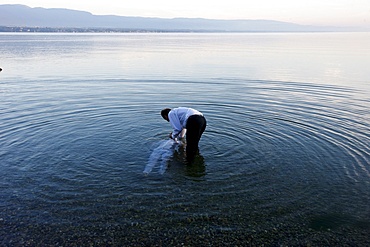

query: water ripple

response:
[1,78,369,242]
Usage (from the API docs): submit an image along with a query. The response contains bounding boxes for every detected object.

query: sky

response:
[1,0,369,27]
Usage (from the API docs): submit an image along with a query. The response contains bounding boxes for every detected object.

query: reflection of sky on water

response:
[1,33,369,91]
[1,33,369,246]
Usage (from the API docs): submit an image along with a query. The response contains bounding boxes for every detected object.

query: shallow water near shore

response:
[1,33,369,245]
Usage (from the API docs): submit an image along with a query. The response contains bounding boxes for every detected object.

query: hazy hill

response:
[0,4,359,32]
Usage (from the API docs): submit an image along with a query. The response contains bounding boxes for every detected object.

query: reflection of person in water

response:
[161,107,206,162]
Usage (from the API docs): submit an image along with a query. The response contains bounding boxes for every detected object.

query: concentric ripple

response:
[1,78,369,244]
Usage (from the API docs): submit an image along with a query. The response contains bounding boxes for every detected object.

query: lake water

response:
[1,32,369,245]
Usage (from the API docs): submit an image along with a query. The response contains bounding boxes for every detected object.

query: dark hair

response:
[161,108,171,120]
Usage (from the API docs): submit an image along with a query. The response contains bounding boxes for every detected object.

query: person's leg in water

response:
[185,115,206,162]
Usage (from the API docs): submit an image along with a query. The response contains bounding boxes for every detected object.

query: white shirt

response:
[168,107,203,139]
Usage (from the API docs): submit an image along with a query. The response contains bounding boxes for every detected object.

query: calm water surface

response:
[1,33,369,245]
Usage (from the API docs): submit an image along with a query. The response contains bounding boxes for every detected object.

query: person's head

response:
[161,108,171,122]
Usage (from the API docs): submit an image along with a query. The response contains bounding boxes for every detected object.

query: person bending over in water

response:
[161,107,206,162]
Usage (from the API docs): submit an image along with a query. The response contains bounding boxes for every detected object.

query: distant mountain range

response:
[0,4,365,32]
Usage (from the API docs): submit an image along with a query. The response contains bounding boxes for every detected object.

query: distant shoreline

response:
[2,5,368,33]
[0,26,365,33]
